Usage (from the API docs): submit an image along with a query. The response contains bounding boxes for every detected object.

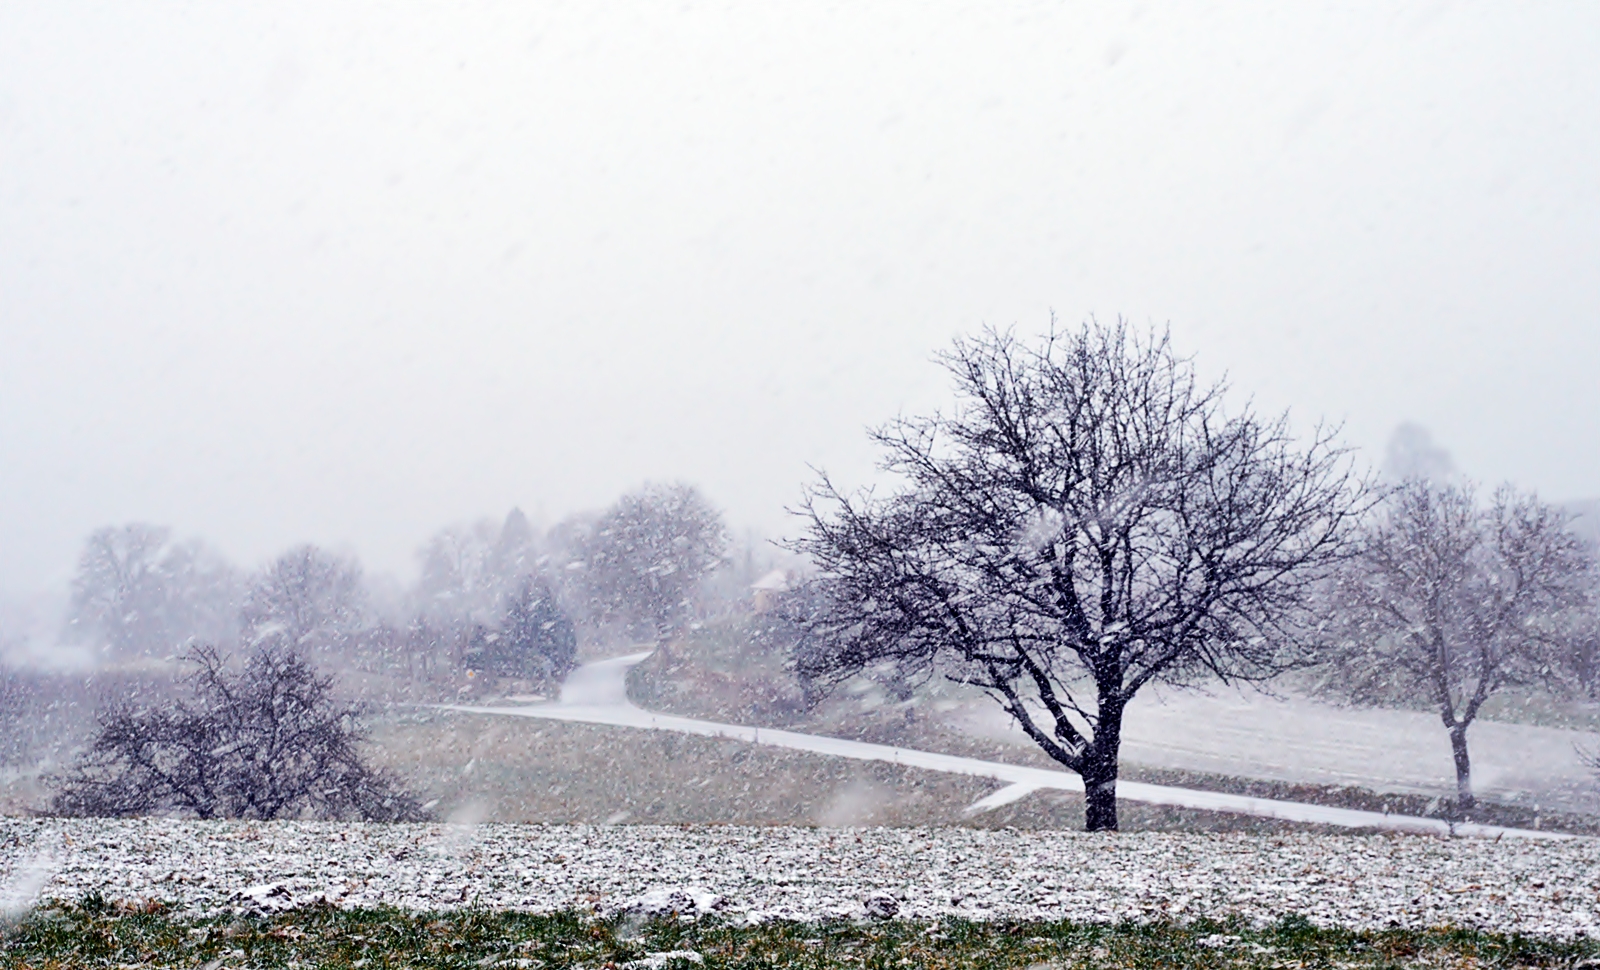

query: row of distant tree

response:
[29,483,740,822]
[58,482,735,690]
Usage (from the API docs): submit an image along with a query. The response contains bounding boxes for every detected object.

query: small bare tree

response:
[793,321,1367,830]
[1583,744,1600,792]
[1555,593,1600,700]
[49,643,425,821]
[1320,479,1591,811]
[0,661,36,769]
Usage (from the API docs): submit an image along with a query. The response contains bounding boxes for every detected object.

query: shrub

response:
[48,642,427,821]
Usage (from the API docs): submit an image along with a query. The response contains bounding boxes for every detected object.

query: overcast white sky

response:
[2,2,1598,593]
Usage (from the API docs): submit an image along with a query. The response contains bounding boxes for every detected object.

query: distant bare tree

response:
[0,662,33,768]
[416,519,510,628]
[576,483,729,647]
[1319,479,1592,810]
[49,643,425,821]
[241,545,365,653]
[1562,627,1600,701]
[1553,502,1599,701]
[397,615,454,681]
[64,524,239,659]
[792,322,1368,831]
[495,507,539,579]
[1583,744,1600,791]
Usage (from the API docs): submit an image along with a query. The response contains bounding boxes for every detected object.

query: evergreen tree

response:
[496,577,577,684]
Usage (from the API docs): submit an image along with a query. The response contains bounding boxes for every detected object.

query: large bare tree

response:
[792,321,1367,830]
[1320,479,1591,810]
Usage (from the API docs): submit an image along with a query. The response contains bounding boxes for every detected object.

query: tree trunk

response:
[1082,757,1119,832]
[1081,703,1124,832]
[1449,722,1475,812]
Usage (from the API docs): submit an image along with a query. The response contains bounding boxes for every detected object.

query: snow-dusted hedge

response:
[2,819,1597,936]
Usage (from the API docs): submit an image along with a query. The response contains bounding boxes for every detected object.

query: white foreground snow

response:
[2,818,1598,935]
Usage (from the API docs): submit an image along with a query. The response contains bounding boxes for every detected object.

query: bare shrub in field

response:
[49,643,426,821]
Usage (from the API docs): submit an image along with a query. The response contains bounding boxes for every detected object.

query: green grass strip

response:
[3,895,1597,969]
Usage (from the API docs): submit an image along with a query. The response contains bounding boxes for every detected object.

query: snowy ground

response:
[3,818,1598,935]
[961,687,1600,816]
[442,654,1567,837]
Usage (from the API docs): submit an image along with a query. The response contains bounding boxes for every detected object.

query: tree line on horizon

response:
[43,481,738,693]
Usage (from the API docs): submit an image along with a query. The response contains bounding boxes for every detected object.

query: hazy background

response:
[4,1,1599,596]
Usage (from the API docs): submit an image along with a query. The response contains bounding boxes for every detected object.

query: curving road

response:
[438,652,1568,839]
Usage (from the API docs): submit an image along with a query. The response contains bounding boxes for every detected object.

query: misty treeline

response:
[780,321,1600,829]
[45,481,737,694]
[1,481,746,821]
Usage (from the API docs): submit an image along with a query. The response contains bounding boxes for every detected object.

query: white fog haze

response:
[6,3,1600,919]
[3,3,1600,593]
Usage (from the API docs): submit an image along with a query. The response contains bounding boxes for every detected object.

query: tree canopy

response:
[577,483,729,644]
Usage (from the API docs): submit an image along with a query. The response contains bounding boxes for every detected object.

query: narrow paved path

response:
[439,652,1566,839]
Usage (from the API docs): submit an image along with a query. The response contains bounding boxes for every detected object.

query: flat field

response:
[369,709,1412,833]
[4,819,1598,935]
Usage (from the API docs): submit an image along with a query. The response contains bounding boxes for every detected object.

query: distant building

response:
[750,569,791,612]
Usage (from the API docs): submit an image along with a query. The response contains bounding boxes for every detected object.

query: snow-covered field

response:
[444,653,1575,836]
[3,818,1598,935]
[962,687,1600,816]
